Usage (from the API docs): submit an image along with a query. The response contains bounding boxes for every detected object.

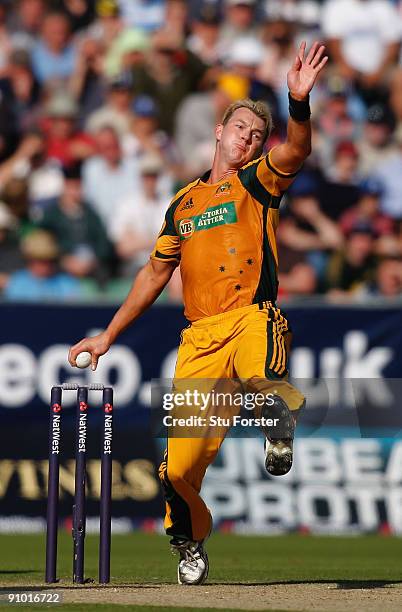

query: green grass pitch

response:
[0,532,401,611]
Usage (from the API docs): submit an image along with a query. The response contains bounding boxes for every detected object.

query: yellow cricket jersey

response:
[151,149,298,322]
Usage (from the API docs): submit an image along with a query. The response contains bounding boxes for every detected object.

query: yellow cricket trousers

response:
[158,302,305,542]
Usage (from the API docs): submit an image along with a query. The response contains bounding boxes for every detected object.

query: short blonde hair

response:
[222,99,273,142]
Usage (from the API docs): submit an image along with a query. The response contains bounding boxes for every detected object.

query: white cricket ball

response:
[76,351,92,369]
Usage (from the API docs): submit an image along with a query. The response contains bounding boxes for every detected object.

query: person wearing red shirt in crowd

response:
[42,91,95,169]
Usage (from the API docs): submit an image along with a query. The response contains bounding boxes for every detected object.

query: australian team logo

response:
[179,218,195,239]
[215,182,231,196]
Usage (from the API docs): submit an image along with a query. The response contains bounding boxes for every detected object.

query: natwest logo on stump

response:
[178,218,195,239]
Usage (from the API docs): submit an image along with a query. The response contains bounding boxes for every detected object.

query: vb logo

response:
[179,218,195,239]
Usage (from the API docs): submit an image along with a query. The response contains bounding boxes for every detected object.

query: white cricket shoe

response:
[171,539,209,585]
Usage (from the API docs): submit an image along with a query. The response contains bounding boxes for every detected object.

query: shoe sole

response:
[265,442,293,476]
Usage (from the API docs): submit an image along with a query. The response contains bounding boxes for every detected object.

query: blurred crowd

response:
[1,0,402,303]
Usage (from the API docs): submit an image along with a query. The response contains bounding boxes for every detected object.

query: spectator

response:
[104,27,149,77]
[175,74,249,178]
[278,172,343,281]
[325,228,377,294]
[86,0,123,48]
[375,232,402,259]
[321,0,402,105]
[69,37,107,121]
[39,164,113,282]
[219,0,260,60]
[257,18,299,123]
[0,49,41,134]
[187,4,222,66]
[0,177,31,229]
[0,201,24,292]
[4,228,82,300]
[164,0,189,40]
[225,36,280,121]
[131,28,209,134]
[82,125,140,229]
[59,0,95,33]
[258,18,295,91]
[110,152,172,276]
[278,262,318,298]
[31,11,77,86]
[358,103,398,174]
[86,71,134,137]
[320,141,361,220]
[7,0,47,54]
[339,178,394,237]
[0,130,64,217]
[362,256,402,297]
[123,95,175,166]
[43,91,96,169]
[314,75,358,167]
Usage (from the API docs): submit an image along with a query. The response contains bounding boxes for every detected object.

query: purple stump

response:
[99,387,113,583]
[72,387,88,584]
[45,386,63,583]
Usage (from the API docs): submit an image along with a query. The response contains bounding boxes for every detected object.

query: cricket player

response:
[69,41,328,585]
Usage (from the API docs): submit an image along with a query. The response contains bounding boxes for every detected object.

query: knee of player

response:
[166,466,186,487]
[292,397,306,423]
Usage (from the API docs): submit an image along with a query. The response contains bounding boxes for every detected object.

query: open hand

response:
[287,41,328,101]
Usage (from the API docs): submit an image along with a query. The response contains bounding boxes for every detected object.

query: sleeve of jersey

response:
[150,202,181,263]
[257,149,299,196]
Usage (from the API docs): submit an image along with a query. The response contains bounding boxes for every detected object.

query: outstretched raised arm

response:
[270,41,328,174]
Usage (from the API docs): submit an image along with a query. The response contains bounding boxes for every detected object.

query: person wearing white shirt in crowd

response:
[110,152,173,276]
[322,0,402,92]
[82,125,140,231]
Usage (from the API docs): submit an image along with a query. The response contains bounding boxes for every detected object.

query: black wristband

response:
[288,93,311,122]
